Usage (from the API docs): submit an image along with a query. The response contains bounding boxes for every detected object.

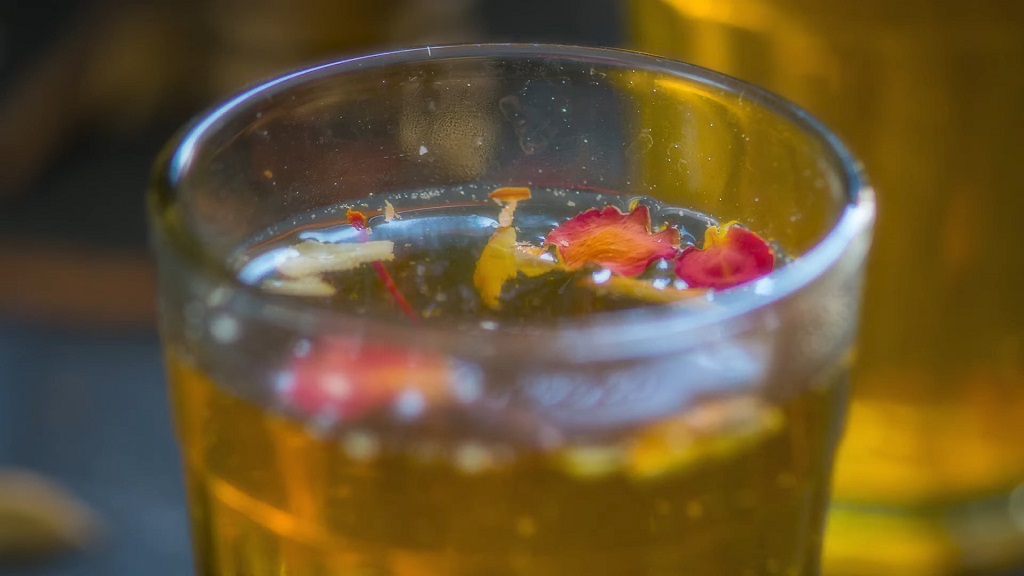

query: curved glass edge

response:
[148,43,875,363]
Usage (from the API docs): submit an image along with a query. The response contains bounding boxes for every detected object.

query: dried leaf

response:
[545,205,680,276]
[674,223,774,289]
[277,239,394,278]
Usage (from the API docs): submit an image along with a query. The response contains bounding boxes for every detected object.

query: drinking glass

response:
[149,44,874,576]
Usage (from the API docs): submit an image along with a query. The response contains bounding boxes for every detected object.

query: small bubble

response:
[343,431,380,462]
[591,269,612,284]
[206,287,230,307]
[394,389,426,420]
[455,442,493,474]
[452,377,483,403]
[209,313,240,344]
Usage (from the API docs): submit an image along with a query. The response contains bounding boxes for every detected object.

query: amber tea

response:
[170,185,844,576]
[628,3,1024,572]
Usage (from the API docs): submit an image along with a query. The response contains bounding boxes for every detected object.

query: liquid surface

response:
[629,2,1024,573]
[171,186,843,576]
[238,185,717,324]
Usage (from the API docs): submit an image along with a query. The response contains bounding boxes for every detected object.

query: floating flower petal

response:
[545,205,680,277]
[473,227,519,310]
[674,223,774,290]
[276,239,394,278]
[473,227,556,309]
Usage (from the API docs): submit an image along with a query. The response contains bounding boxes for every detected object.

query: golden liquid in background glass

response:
[170,358,844,576]
[629,1,1024,573]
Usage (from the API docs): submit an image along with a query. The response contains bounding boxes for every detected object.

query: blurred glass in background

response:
[628,0,1024,574]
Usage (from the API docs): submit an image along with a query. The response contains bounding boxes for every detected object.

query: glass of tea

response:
[628,4,1024,573]
[149,44,874,576]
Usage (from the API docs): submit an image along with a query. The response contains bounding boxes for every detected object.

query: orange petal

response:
[674,223,774,289]
[489,186,532,202]
[545,205,680,276]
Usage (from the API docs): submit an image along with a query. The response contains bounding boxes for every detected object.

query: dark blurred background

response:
[0,1,619,574]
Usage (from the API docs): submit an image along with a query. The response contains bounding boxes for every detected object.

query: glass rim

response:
[151,43,875,363]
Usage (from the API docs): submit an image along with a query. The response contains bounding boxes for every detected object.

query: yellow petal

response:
[473,227,519,309]
[702,220,739,248]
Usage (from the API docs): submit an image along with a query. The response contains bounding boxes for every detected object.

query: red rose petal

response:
[545,205,680,277]
[281,337,450,421]
[674,224,774,290]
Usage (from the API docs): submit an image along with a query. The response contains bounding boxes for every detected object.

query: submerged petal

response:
[282,337,450,422]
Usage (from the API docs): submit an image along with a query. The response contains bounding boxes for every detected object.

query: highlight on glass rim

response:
[148,44,873,576]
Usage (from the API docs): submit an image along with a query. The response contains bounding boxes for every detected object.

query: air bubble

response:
[343,431,380,462]
[209,313,240,344]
